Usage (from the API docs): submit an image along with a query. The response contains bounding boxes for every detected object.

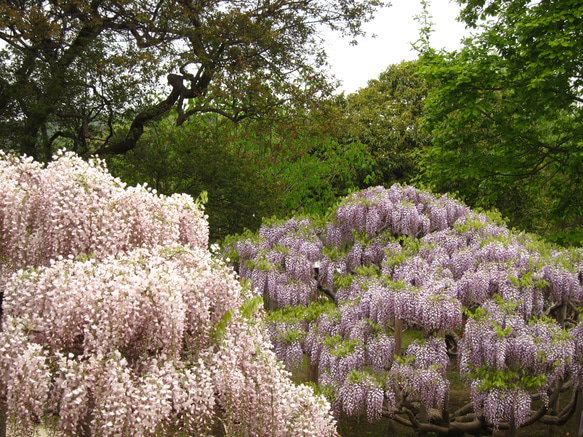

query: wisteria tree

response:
[226,185,583,435]
[0,151,337,437]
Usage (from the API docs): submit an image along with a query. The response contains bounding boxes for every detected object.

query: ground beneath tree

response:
[338,415,579,436]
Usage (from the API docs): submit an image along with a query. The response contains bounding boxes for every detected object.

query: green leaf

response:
[212,309,234,341]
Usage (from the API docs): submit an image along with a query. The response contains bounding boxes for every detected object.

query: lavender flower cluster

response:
[335,371,389,423]
[234,218,323,309]
[392,337,450,410]
[229,184,583,428]
[479,387,531,431]
[460,300,576,421]
[327,185,469,248]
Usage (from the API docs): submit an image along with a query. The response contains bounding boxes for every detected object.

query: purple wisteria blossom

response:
[392,337,450,410]
[234,217,323,309]
[228,183,583,434]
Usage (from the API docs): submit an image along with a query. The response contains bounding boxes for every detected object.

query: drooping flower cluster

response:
[266,307,312,372]
[234,218,323,309]
[459,298,576,428]
[569,322,583,387]
[327,185,469,248]
[0,152,337,437]
[334,370,392,423]
[391,337,450,411]
[228,184,583,431]
[541,264,583,305]
[0,150,208,272]
[478,387,531,431]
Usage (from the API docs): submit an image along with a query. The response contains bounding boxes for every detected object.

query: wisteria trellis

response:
[228,185,583,434]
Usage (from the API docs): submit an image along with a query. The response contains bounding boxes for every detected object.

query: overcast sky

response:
[324,0,472,94]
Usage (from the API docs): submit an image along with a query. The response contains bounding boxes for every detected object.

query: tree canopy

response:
[417,0,583,245]
[106,102,376,242]
[0,0,384,161]
[338,60,431,185]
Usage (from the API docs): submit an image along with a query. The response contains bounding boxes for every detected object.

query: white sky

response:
[324,0,472,93]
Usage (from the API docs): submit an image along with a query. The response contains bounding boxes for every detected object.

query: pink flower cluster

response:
[0,151,337,436]
[0,150,208,272]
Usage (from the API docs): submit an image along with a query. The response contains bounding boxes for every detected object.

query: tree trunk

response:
[417,404,428,437]
[0,391,6,437]
[558,303,567,327]
[577,387,583,437]
[394,318,403,358]
[386,419,397,436]
[308,360,319,384]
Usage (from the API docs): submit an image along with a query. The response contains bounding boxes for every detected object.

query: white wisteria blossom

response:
[0,151,337,436]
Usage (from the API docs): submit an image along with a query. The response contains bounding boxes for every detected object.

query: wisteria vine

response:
[0,151,337,437]
[227,184,583,434]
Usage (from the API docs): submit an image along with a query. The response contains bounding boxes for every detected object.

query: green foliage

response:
[417,0,583,245]
[508,270,548,291]
[394,354,416,368]
[278,140,377,215]
[0,0,387,160]
[490,321,513,339]
[255,113,378,217]
[322,246,347,262]
[463,306,488,322]
[324,335,362,357]
[464,294,522,327]
[307,382,337,404]
[346,369,385,386]
[108,98,378,241]
[266,301,340,346]
[213,296,264,340]
[267,300,340,325]
[334,273,355,289]
[281,329,307,344]
[470,365,547,392]
[212,309,235,341]
[363,318,384,336]
[382,236,422,271]
[252,255,279,272]
[240,296,265,320]
[337,60,432,185]
[491,294,521,313]
[107,113,280,242]
[338,62,428,185]
[354,264,380,277]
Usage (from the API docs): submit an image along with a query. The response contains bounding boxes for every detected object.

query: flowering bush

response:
[0,151,337,436]
[227,185,583,434]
